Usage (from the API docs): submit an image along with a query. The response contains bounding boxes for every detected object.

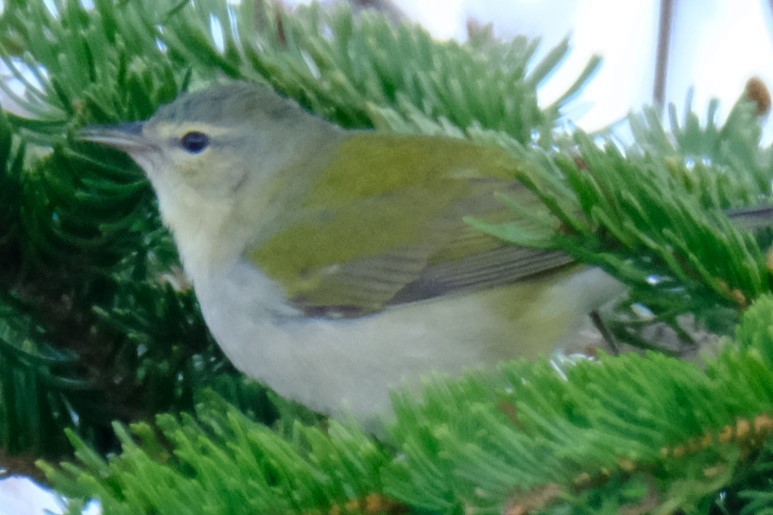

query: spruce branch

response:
[40,393,390,514]
[0,0,599,142]
[41,295,773,513]
[466,94,773,341]
[0,291,93,460]
[0,0,771,512]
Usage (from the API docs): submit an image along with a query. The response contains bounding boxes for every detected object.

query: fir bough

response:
[42,296,773,513]
[41,394,390,514]
[0,0,770,513]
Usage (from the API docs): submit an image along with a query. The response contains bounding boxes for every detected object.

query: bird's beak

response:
[78,122,153,152]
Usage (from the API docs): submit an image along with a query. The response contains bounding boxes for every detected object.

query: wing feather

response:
[250,134,575,317]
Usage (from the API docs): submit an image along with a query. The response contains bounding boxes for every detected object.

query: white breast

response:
[191,260,622,427]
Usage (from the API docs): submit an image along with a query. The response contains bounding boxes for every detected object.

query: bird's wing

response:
[250,134,575,317]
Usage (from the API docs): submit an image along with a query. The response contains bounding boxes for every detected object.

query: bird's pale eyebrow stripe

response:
[157,123,232,139]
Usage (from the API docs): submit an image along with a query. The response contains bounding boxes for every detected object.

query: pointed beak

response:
[78,122,154,153]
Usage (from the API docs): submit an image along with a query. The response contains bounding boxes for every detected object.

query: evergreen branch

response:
[41,393,390,514]
[0,0,597,144]
[0,0,771,511]
[628,95,770,208]
[384,295,773,512]
[736,436,773,513]
[537,41,602,112]
[160,0,580,140]
[467,99,772,329]
[0,107,24,250]
[0,0,188,140]
[0,291,93,457]
[18,145,155,270]
[41,295,773,513]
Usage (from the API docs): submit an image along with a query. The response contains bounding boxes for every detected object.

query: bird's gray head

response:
[80,81,335,201]
[80,82,344,274]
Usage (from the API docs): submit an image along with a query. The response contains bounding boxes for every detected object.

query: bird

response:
[80,82,622,426]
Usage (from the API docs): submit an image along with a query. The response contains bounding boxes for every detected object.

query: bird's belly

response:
[194,261,622,427]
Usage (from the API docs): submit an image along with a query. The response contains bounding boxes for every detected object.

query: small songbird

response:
[81,82,622,425]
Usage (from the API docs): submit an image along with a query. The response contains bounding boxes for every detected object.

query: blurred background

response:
[291,0,773,140]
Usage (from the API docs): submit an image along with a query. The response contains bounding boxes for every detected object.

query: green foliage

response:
[467,94,773,340]
[383,295,773,513]
[0,0,771,513]
[0,107,24,248]
[0,80,103,459]
[0,292,92,456]
[153,0,598,142]
[40,394,389,514]
[736,437,773,514]
[0,0,597,142]
[476,131,768,302]
[629,97,771,207]
[0,0,184,132]
[42,296,773,513]
[0,0,265,465]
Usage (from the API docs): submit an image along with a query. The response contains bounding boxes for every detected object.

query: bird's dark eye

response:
[180,131,210,153]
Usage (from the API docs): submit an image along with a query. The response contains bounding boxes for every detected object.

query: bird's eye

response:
[180,131,210,153]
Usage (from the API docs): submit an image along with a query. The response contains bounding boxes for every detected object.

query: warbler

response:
[81,82,622,424]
